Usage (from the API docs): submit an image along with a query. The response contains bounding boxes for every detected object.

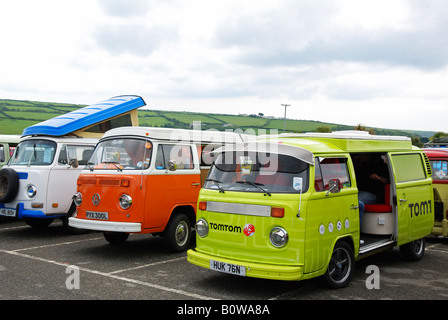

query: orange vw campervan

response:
[69,126,251,252]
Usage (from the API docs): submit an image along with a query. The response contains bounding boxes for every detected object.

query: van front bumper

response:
[0,203,63,219]
[69,217,141,233]
[187,249,303,281]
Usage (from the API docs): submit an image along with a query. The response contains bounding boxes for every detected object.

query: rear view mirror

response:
[326,179,341,196]
[69,157,78,168]
[168,160,177,172]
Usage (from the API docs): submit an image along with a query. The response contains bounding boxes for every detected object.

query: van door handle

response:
[400,199,407,203]
[351,205,359,210]
[191,182,200,186]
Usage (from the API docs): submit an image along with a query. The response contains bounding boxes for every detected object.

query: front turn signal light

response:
[271,207,284,218]
[198,201,207,211]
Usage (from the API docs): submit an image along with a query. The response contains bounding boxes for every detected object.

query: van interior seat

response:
[364,184,392,213]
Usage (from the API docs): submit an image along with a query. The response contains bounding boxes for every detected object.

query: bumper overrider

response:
[187,249,303,281]
[68,217,141,233]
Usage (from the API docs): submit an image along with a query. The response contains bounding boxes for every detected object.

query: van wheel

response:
[164,213,192,253]
[25,218,54,228]
[103,232,129,244]
[324,241,354,289]
[400,238,425,261]
[0,168,19,203]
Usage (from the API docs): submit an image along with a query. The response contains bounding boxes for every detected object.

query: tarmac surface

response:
[1,217,447,310]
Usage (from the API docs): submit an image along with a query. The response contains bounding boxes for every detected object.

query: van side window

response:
[156,144,194,170]
[430,160,448,180]
[58,145,68,164]
[391,154,426,182]
[58,145,94,166]
[315,157,351,191]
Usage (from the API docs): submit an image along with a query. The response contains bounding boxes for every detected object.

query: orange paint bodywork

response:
[75,172,201,234]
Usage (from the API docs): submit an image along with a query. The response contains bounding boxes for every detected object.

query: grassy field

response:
[0,99,434,140]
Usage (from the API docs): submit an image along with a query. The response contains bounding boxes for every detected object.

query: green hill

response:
[0,99,434,142]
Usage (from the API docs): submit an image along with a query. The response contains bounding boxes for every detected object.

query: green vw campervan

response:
[188,131,434,288]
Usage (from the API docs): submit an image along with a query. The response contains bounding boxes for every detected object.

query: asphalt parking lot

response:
[1,217,448,304]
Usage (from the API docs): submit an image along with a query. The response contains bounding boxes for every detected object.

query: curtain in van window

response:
[392,154,426,182]
[155,144,193,170]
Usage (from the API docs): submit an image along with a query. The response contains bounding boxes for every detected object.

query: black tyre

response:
[164,213,192,253]
[399,238,425,261]
[104,232,129,244]
[24,218,54,228]
[324,241,355,289]
[61,203,88,234]
[0,168,19,203]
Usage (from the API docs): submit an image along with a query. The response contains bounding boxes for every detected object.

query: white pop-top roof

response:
[101,126,255,144]
[21,135,99,146]
[278,130,411,141]
[0,135,22,143]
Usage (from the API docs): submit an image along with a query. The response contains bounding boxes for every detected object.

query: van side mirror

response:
[326,178,341,196]
[168,160,177,172]
[69,157,78,168]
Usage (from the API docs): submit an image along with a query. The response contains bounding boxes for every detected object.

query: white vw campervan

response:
[0,95,145,229]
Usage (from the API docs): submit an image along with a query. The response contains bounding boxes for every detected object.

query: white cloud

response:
[333,0,411,30]
[0,0,447,132]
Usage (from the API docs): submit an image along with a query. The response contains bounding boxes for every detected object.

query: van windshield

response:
[10,139,57,166]
[89,138,152,170]
[204,152,309,194]
[430,159,448,181]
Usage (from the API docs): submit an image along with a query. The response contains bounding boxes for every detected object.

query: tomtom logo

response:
[243,224,255,237]
[208,222,255,236]
[209,222,242,233]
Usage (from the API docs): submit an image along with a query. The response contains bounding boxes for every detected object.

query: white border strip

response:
[207,201,271,217]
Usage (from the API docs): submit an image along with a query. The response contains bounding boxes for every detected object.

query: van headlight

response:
[26,184,37,198]
[119,194,132,209]
[269,227,288,248]
[73,192,82,206]
[196,219,209,238]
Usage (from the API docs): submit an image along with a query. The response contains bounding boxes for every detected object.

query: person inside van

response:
[352,153,390,226]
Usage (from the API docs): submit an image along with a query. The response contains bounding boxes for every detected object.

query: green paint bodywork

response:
[187,133,434,281]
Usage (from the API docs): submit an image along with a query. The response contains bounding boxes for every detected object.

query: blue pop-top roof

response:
[22,95,146,137]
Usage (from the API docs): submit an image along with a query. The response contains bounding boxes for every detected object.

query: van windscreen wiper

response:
[205,179,225,193]
[102,161,123,172]
[87,162,95,172]
[235,180,271,196]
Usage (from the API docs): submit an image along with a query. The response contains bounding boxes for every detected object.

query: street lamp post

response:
[281,104,290,132]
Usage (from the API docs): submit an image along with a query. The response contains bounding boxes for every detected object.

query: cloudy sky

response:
[0,0,447,132]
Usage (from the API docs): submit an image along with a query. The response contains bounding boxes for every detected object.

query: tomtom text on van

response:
[187,131,434,288]
[69,126,252,252]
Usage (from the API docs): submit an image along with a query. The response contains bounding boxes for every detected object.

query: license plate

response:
[86,211,108,220]
[210,259,246,276]
[0,208,16,217]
